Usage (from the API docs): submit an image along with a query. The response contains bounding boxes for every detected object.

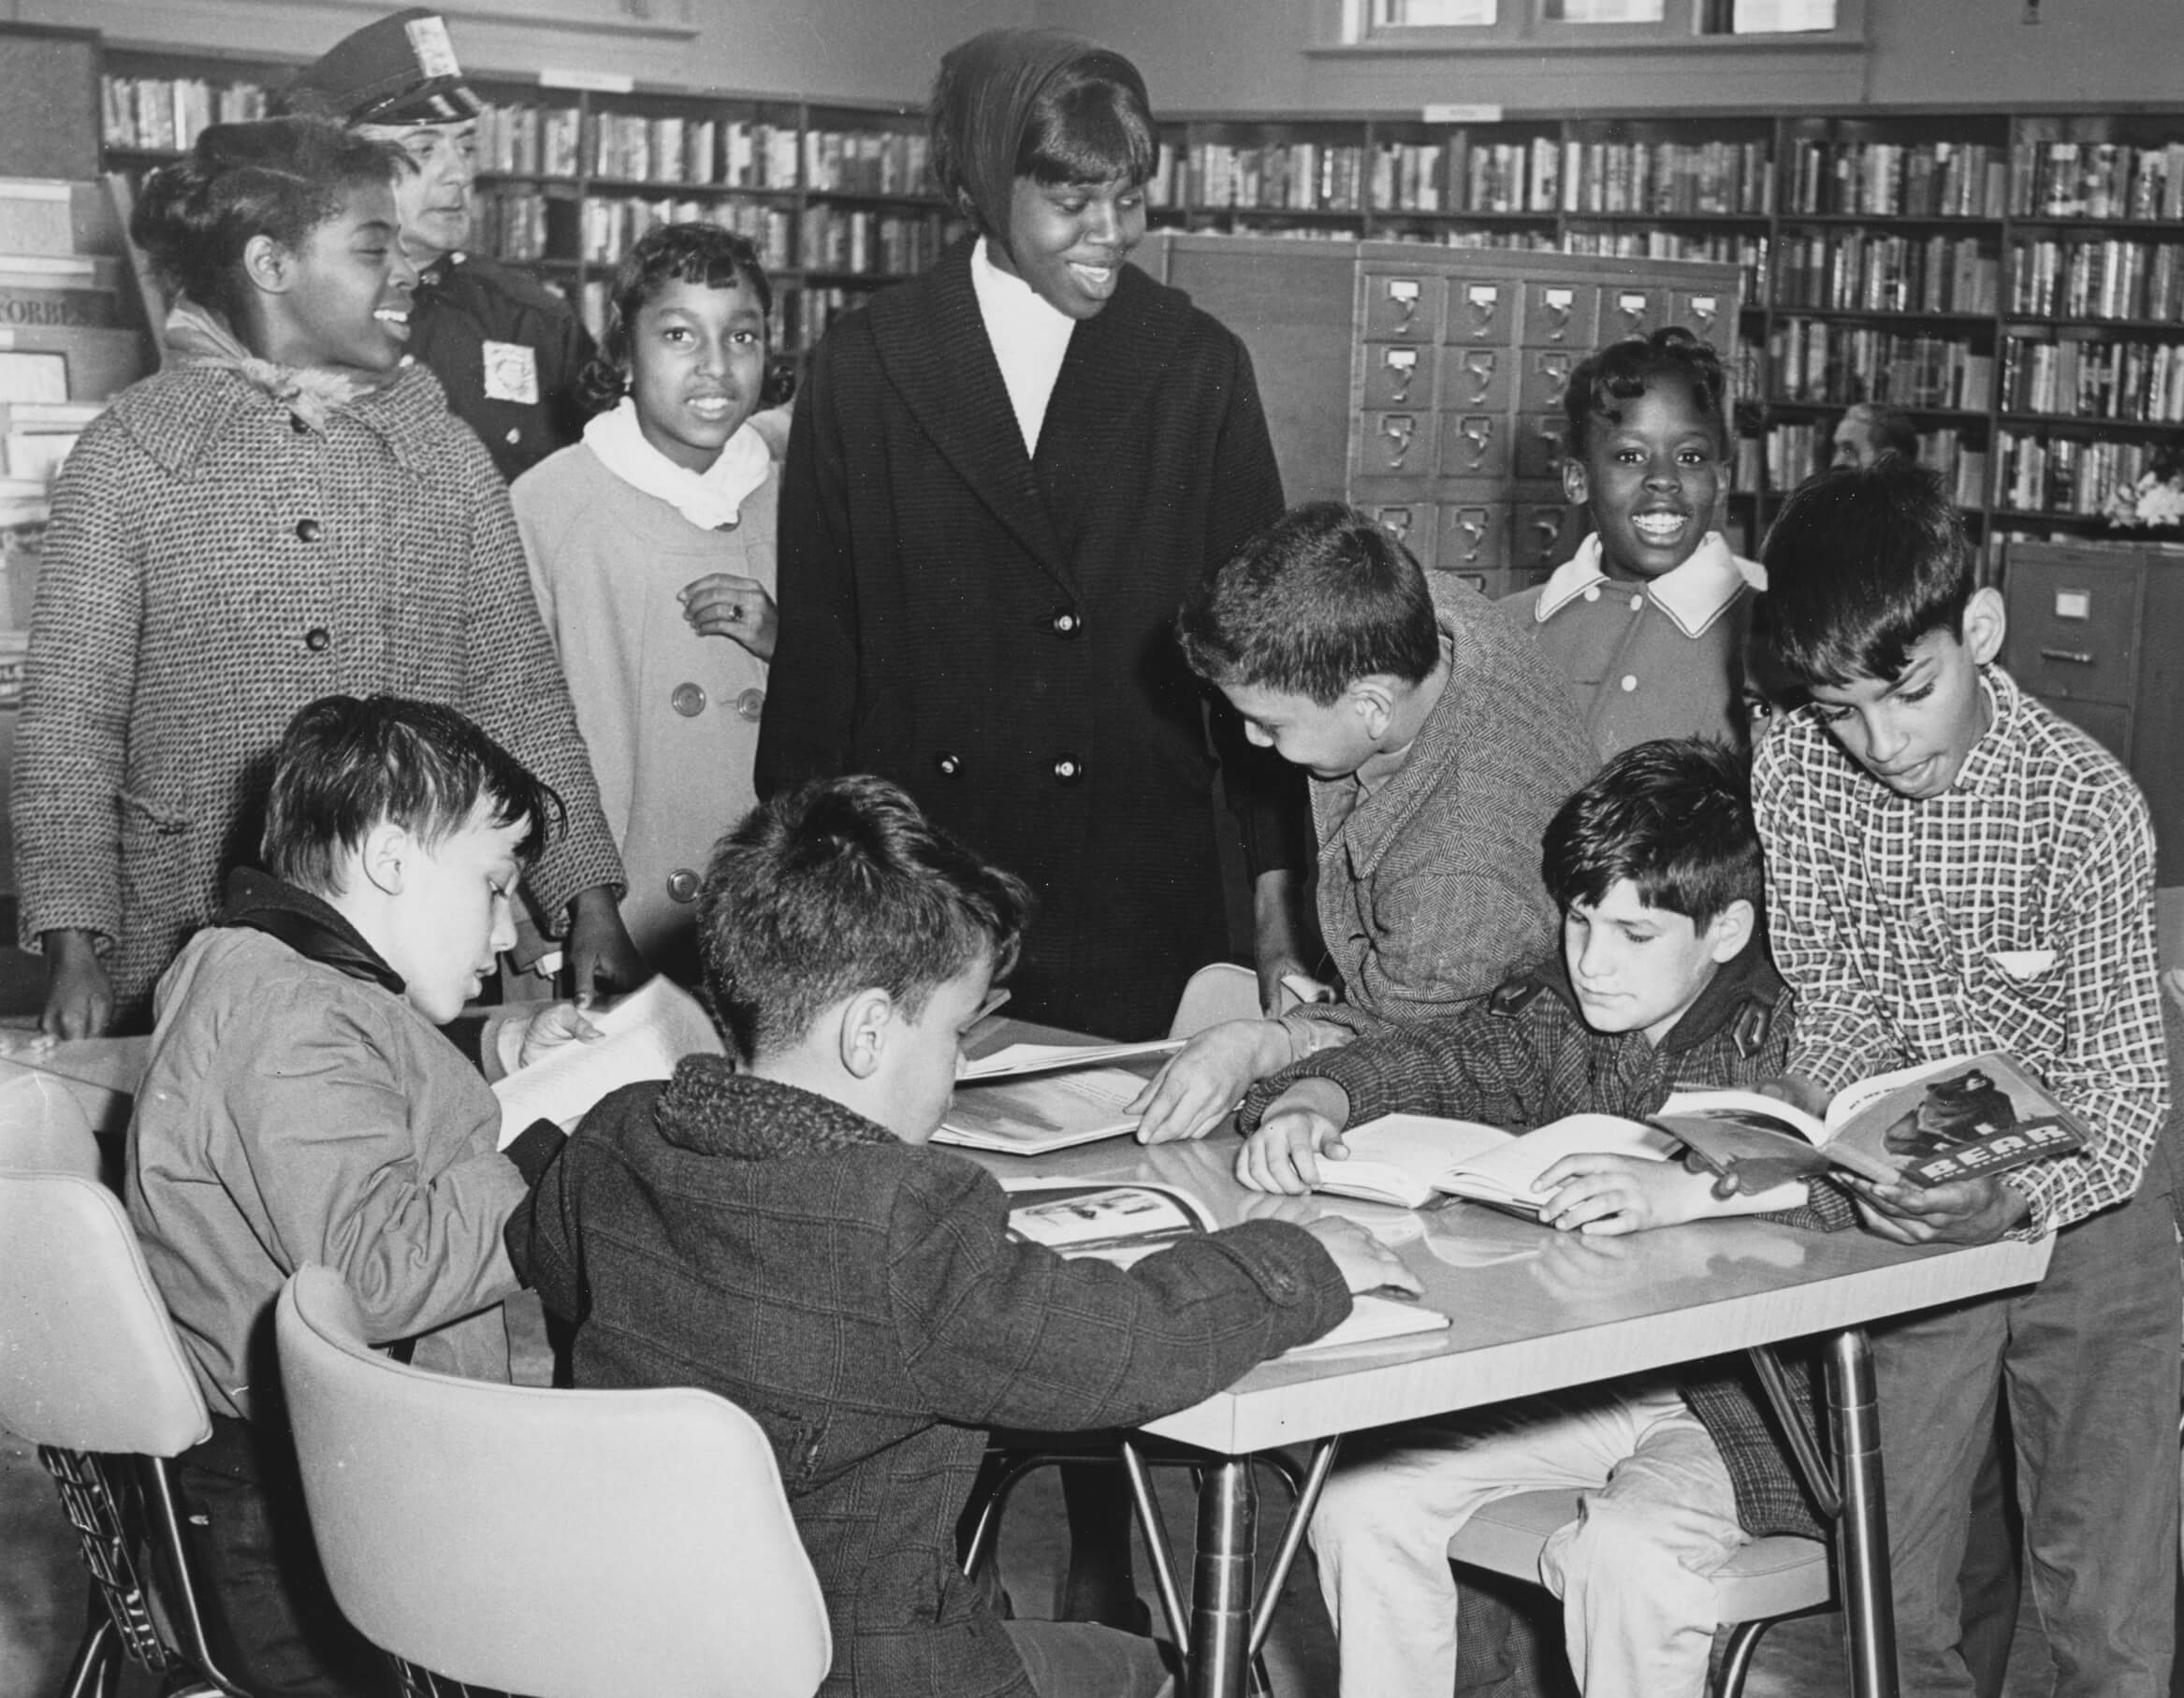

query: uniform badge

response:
[405,16,462,80]
[481,340,539,405]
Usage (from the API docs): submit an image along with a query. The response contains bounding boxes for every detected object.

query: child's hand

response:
[514,1000,606,1070]
[1753,1072,1830,1119]
[680,573,777,660]
[1130,1019,1292,1144]
[1837,1170,2031,1246]
[1301,1214,1422,1299]
[40,930,113,1040]
[1533,1153,1717,1236]
[1234,1079,1353,1195]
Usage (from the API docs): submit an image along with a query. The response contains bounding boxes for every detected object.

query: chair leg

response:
[1711,1618,1770,1698]
[60,1597,120,1698]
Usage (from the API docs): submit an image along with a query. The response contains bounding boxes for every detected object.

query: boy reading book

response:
[1753,460,2177,1695]
[504,775,1412,1698]
[1135,499,1594,1144]
[1233,737,1851,1698]
[127,694,575,1698]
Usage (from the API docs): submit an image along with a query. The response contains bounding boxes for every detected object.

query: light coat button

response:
[505,427,521,444]
[665,868,701,904]
[1629,593,1644,610]
[935,751,962,776]
[1050,607,1083,637]
[1053,754,1084,784]
[671,682,706,718]
[735,687,765,721]
[1620,675,1638,692]
[1582,585,1600,602]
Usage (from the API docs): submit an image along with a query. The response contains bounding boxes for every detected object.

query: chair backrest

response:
[1170,962,1264,1038]
[0,1168,211,1455]
[0,1061,106,1176]
[276,1266,833,1698]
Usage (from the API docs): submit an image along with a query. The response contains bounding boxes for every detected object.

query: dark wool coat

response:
[12,363,623,1029]
[756,239,1299,1040]
[1243,939,1853,1542]
[507,1061,1348,1698]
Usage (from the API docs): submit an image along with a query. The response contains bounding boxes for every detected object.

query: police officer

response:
[283,8,592,483]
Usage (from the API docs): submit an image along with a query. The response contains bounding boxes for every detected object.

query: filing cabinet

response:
[1143,234,1743,602]
[2001,541,2184,884]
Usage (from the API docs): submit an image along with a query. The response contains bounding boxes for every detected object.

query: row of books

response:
[1995,428,2162,516]
[579,197,794,270]
[1757,420,1988,504]
[1999,333,2184,425]
[1781,139,2011,220]
[101,75,270,152]
[2005,238,2184,322]
[1188,142,1370,213]
[471,191,560,264]
[804,130,933,197]
[1768,320,1995,412]
[799,209,952,277]
[1558,227,1767,300]
[2010,138,2184,223]
[1364,137,1771,217]
[1772,232,2001,315]
[582,110,798,189]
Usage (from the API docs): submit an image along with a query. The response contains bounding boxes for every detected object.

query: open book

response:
[934,1067,1145,1154]
[1654,1051,2086,1193]
[491,977,724,1150]
[1312,1112,1685,1215]
[999,1179,1450,1354]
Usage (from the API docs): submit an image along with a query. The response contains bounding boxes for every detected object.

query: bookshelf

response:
[96,48,958,356]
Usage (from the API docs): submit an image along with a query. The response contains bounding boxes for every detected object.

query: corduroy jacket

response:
[508,1060,1350,1698]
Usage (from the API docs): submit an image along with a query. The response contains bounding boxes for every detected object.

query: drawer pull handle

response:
[2039,647,2095,666]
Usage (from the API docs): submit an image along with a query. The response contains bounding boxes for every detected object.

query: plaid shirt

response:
[1753,666,2166,1237]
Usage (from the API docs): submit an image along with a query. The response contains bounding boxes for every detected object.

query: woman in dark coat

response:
[757,26,1303,1045]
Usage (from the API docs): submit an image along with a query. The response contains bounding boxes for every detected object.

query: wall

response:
[6,0,1022,106]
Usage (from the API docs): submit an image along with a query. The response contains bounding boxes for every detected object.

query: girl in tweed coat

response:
[13,118,633,1035]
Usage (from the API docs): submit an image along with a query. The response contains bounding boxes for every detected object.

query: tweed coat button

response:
[1052,754,1084,784]
[1050,607,1082,637]
[671,682,706,718]
[295,518,322,542]
[289,415,310,434]
[665,868,701,904]
[735,687,765,721]
[935,751,962,776]
[304,627,331,653]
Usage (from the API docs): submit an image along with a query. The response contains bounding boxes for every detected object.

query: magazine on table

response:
[935,1067,1146,1154]
[1308,1112,1688,1217]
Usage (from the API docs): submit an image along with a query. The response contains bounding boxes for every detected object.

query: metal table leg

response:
[1187,1458,1257,1698]
[1827,1326,1899,1698]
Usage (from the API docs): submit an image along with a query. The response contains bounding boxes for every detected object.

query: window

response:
[1372,0,1497,22]
[1543,0,1665,20]
[1699,0,1839,30]
[1354,0,1854,41]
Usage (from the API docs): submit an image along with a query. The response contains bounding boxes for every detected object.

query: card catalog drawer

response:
[1361,341,1434,410]
[1361,271,1445,341]
[1522,283,1597,348]
[1444,278,1515,344]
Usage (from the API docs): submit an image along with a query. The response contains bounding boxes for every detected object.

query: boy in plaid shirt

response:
[1753,460,2177,1695]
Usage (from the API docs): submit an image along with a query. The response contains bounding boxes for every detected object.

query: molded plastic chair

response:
[0,1166,246,1698]
[275,1265,832,1698]
[1168,962,1264,1039]
[0,1060,106,1176]
[1446,1489,1833,1697]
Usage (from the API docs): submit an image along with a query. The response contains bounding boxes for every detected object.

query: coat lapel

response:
[867,240,1075,591]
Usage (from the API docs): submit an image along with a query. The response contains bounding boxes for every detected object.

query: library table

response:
[960,1092,2053,1698]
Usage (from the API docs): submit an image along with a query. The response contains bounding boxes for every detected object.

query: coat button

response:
[665,868,701,904]
[290,415,310,435]
[1620,675,1638,692]
[304,626,330,653]
[671,682,707,718]
[934,751,962,776]
[505,428,521,445]
[735,687,765,721]
[1052,754,1084,784]
[1050,607,1082,637]
[295,518,322,542]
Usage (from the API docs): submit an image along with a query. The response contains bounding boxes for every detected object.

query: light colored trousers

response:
[1312,1379,1747,1698]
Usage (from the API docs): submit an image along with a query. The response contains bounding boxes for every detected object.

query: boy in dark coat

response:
[505,775,1410,1698]
[1232,738,1852,1698]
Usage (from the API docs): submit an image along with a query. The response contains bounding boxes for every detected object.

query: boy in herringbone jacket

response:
[1233,737,1852,1698]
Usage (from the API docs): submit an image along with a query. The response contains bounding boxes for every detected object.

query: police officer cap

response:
[284,8,482,127]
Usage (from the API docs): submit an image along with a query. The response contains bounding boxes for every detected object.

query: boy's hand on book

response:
[1234,1079,1353,1195]
[1838,1171,2032,1246]
[1301,1215,1422,1298]
[1131,1019,1292,1143]
[512,999,606,1071]
[1754,1072,1830,1119]
[1535,1153,1715,1236]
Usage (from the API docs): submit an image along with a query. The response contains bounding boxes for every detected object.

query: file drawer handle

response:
[2039,647,2095,666]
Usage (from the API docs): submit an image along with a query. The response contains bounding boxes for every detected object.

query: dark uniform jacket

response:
[755,238,1300,1040]
[506,1058,1348,1698]
[411,252,593,482]
[1242,937,1853,1541]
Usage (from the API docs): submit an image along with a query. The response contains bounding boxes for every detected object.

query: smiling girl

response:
[13,116,633,1035]
[513,223,778,980]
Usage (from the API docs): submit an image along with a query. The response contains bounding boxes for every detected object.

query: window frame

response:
[1346,0,1863,51]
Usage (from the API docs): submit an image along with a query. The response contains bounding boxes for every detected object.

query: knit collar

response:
[1534,531,1764,639]
[163,296,378,433]
[216,867,404,995]
[109,359,447,479]
[1530,927,1783,1057]
[652,1054,896,1162]
[580,397,772,530]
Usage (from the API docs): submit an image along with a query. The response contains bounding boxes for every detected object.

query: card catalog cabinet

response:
[1142,234,1742,600]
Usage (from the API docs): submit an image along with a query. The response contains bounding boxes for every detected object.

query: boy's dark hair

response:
[1563,327,1730,461]
[1542,737,1761,930]
[576,221,774,414]
[260,695,562,895]
[1176,501,1440,705]
[1755,459,1973,688]
[929,30,1156,238]
[131,117,408,330]
[698,776,1032,1065]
